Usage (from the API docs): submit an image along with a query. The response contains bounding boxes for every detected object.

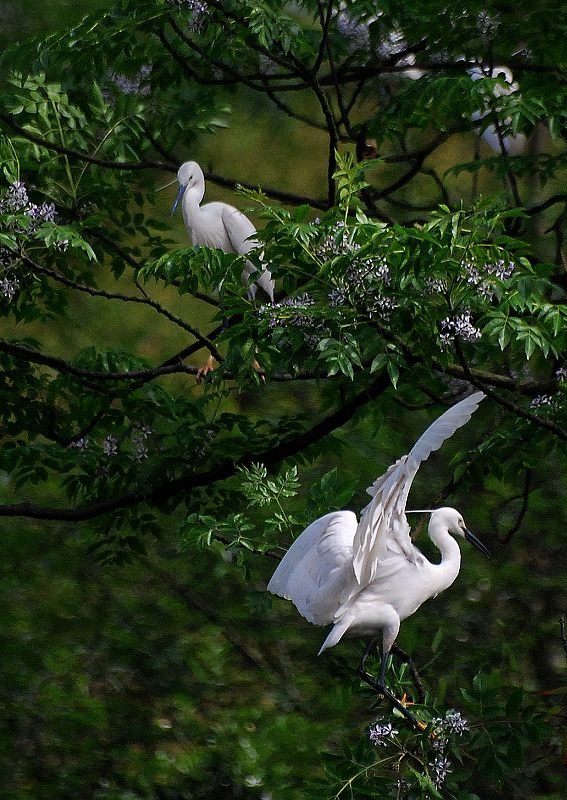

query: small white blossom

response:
[260,293,315,329]
[429,754,452,788]
[134,440,149,460]
[316,221,360,260]
[0,275,19,301]
[425,276,447,295]
[109,65,152,96]
[132,428,151,461]
[442,709,470,735]
[368,719,399,746]
[102,435,118,456]
[490,258,516,281]
[477,10,500,38]
[530,394,554,409]
[68,437,88,451]
[2,181,28,211]
[432,735,449,752]
[439,309,481,346]
[348,257,391,288]
[1,182,60,231]
[168,0,209,32]
[328,286,348,307]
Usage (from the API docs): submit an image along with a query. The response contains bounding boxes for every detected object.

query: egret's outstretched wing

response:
[267,511,357,625]
[352,392,485,585]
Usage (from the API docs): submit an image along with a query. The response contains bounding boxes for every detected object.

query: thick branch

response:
[0,372,391,521]
[0,336,328,385]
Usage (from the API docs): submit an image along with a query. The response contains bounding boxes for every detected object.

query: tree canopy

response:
[1,2,567,798]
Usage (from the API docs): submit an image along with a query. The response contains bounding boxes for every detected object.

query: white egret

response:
[268,392,489,724]
[172,161,275,301]
[468,66,527,155]
[171,161,274,377]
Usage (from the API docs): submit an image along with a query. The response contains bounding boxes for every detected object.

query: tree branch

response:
[0,372,392,521]
[22,256,223,359]
[0,111,173,171]
[89,229,221,309]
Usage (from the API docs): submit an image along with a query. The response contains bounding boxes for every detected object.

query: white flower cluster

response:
[168,0,209,32]
[103,435,119,456]
[439,309,481,347]
[1,181,28,211]
[260,293,323,350]
[315,221,360,261]
[109,64,152,96]
[464,258,516,301]
[477,10,500,38]
[368,719,399,746]
[0,275,19,302]
[429,754,452,789]
[427,709,470,788]
[68,437,88,451]
[0,180,57,231]
[327,255,395,320]
[439,708,470,736]
[348,257,391,288]
[99,425,153,461]
[132,425,152,461]
[260,293,315,329]
[424,276,447,295]
[530,394,555,409]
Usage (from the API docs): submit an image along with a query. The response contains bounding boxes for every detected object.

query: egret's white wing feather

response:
[220,204,258,255]
[267,511,357,625]
[352,392,485,585]
[220,204,275,301]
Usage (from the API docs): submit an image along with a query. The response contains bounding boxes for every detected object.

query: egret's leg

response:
[358,637,378,676]
[357,650,419,725]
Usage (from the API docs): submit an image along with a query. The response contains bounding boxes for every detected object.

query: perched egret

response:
[268,392,490,724]
[171,161,274,377]
[172,161,274,301]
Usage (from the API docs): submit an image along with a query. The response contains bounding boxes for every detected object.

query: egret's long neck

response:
[182,183,205,225]
[427,517,462,591]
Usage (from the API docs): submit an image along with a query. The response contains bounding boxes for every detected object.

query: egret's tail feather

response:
[318,621,349,655]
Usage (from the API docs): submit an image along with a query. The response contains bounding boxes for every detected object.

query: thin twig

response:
[22,256,223,361]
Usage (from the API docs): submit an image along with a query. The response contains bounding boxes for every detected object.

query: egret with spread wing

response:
[268,392,490,724]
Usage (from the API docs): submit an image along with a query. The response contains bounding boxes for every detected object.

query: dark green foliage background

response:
[1,2,567,799]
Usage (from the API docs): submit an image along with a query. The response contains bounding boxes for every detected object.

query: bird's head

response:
[429,507,491,557]
[171,161,204,214]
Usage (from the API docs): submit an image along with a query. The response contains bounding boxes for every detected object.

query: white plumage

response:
[468,66,527,156]
[268,392,489,678]
[172,161,275,302]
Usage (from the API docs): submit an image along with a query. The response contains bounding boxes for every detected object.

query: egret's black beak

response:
[171,183,186,216]
[465,528,491,558]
